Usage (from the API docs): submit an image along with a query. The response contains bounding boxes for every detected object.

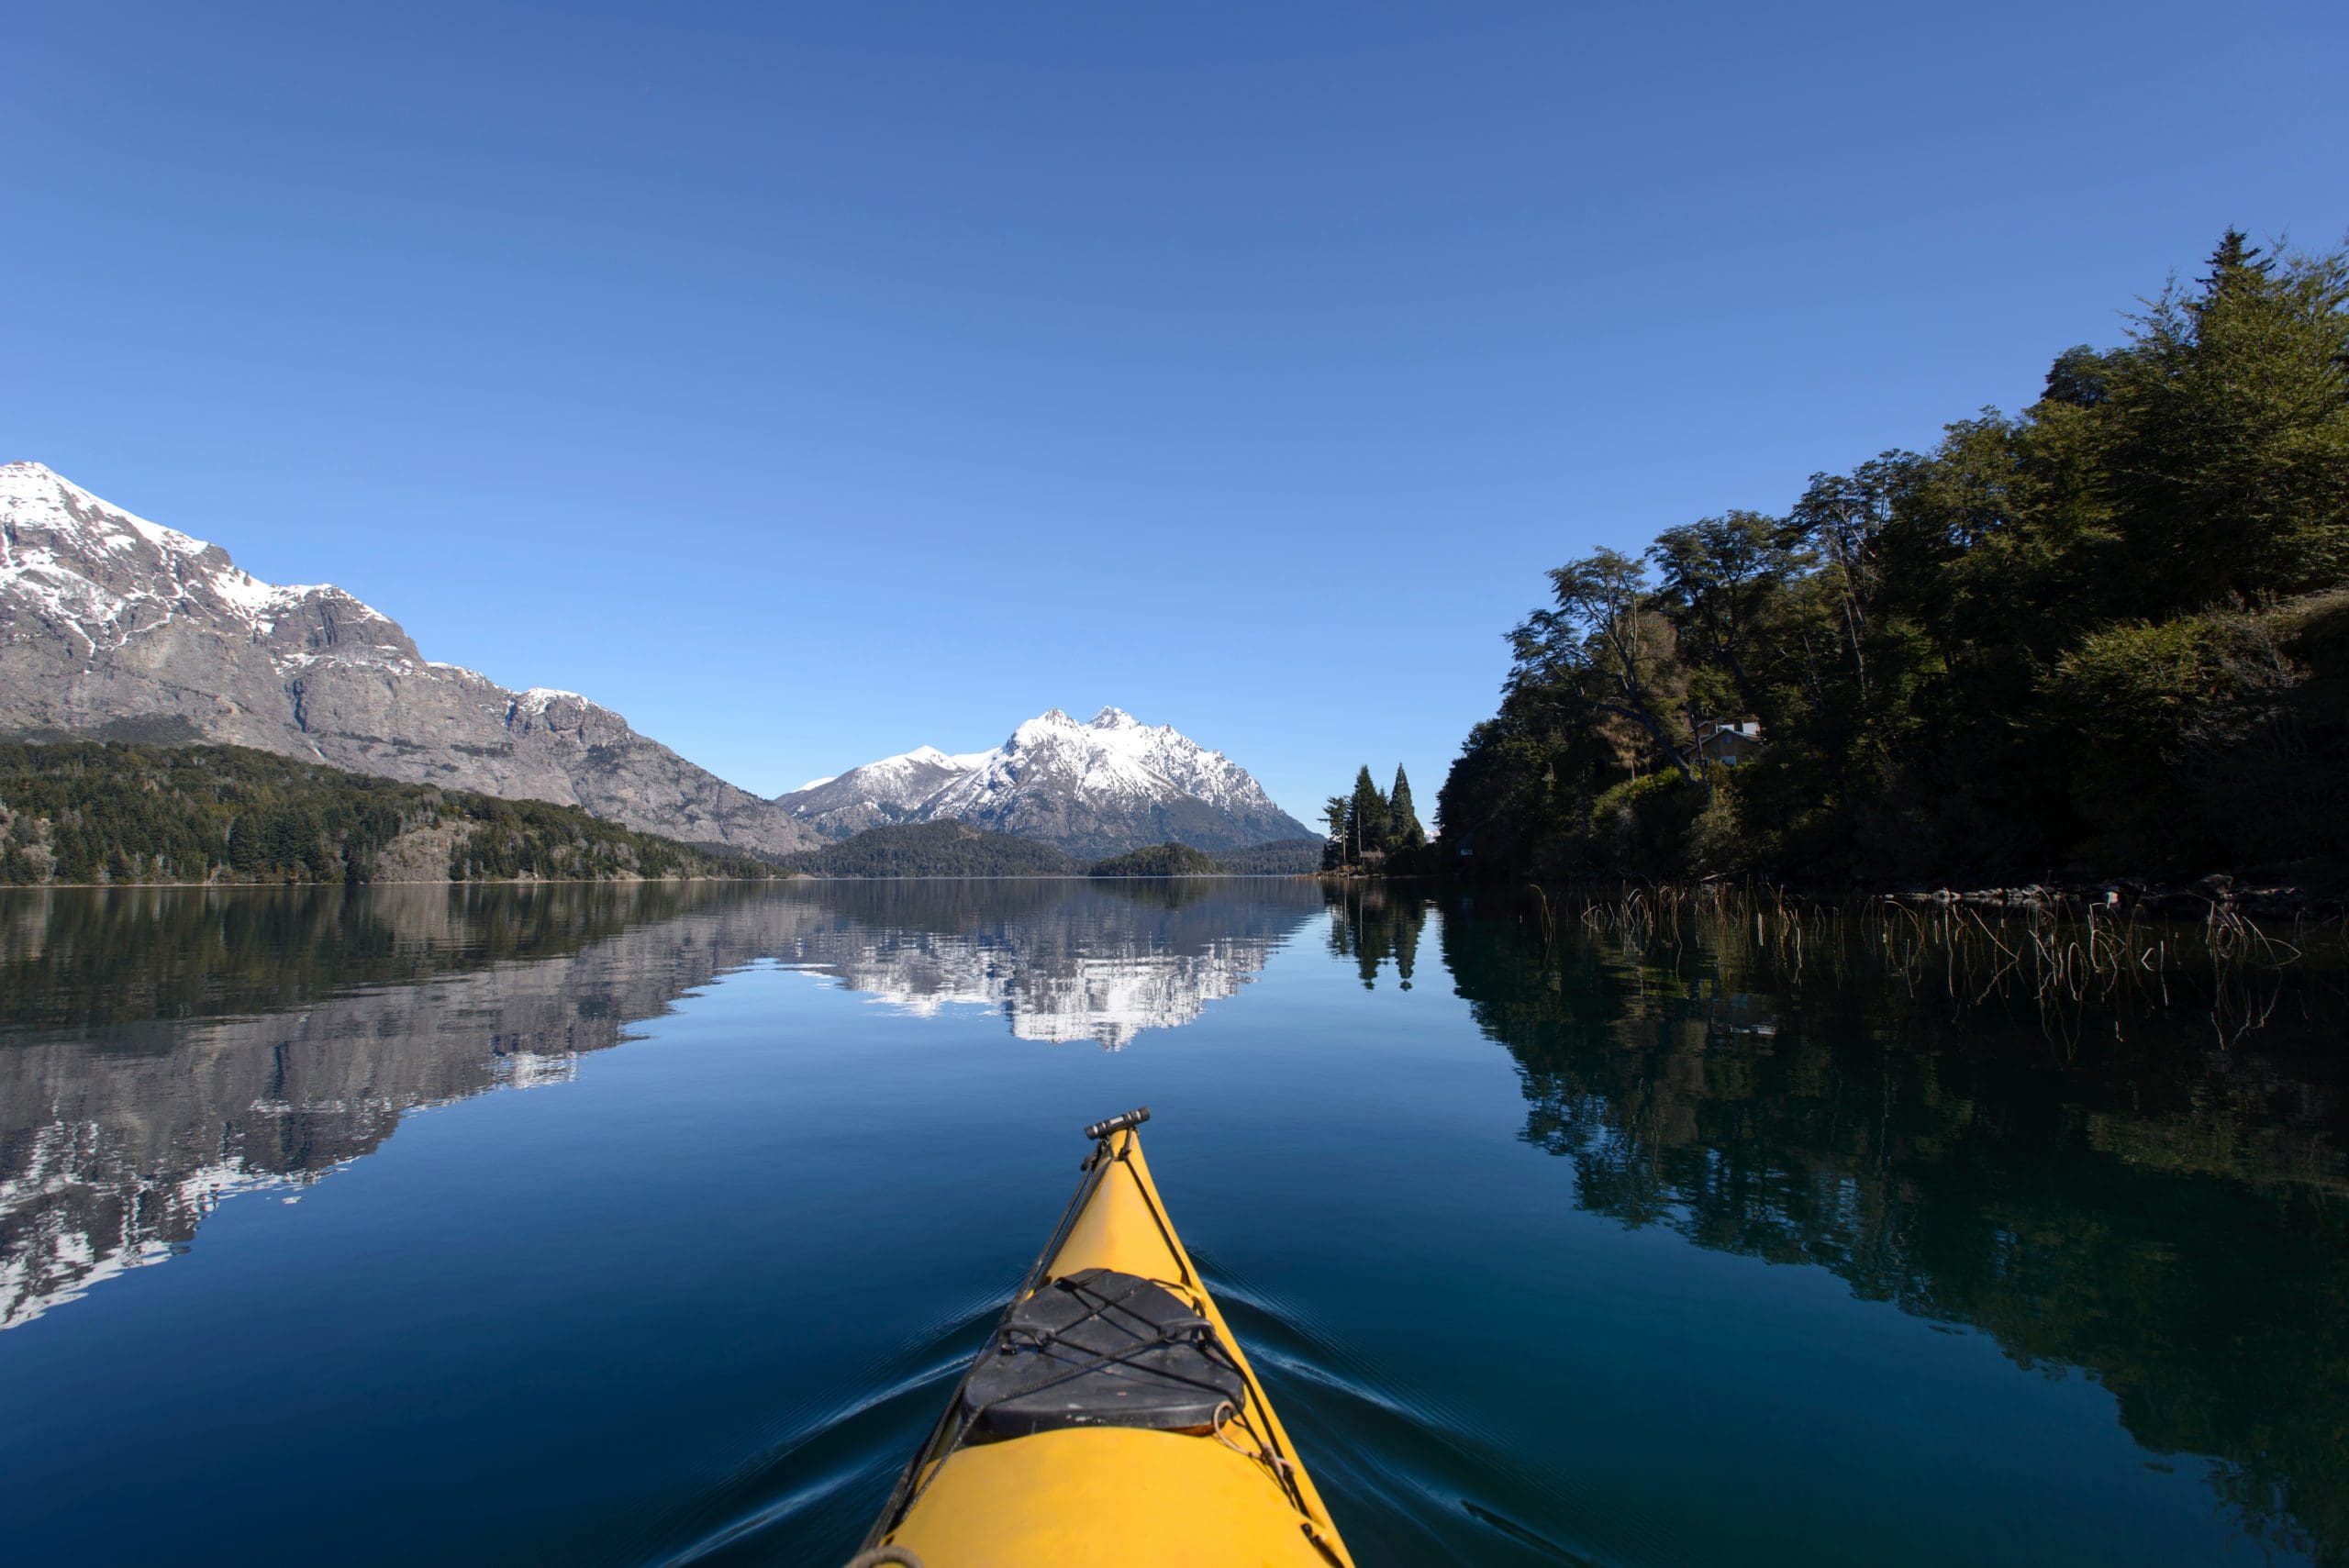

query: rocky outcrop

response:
[0,462,817,858]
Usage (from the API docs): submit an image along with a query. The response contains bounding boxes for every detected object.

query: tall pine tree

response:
[1349,765,1391,859]
[1320,795,1351,871]
[2105,230,2349,611]
[1389,765,1425,850]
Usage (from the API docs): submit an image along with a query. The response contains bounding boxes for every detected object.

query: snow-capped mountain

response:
[777,745,990,837]
[0,462,817,856]
[776,706,1311,857]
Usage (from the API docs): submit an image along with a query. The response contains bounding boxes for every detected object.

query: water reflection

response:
[0,881,1323,1327]
[780,881,1319,1046]
[6,879,2346,1564]
[1336,889,2348,1566]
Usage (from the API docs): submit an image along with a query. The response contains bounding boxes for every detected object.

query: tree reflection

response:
[1439,895,2349,1563]
[1323,882,1428,990]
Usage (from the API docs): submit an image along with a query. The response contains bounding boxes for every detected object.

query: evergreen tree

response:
[1320,794,1351,871]
[1389,766,1426,850]
[1349,765,1391,858]
[228,815,261,873]
[2103,231,2349,611]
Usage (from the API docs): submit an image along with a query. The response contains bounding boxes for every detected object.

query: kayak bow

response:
[852,1108,1354,1567]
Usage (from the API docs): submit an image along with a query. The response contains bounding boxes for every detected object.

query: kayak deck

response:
[855,1111,1353,1567]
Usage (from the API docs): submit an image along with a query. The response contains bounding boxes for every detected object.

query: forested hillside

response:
[1089,842,1222,876]
[1212,838,1326,874]
[781,825,1324,877]
[777,820,1083,877]
[1439,234,2349,886]
[0,742,784,884]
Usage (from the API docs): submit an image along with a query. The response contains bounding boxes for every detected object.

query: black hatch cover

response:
[962,1267,1247,1438]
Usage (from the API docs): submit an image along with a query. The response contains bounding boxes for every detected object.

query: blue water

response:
[0,881,2340,1565]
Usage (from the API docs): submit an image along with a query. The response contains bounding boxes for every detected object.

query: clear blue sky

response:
[8,2,2344,822]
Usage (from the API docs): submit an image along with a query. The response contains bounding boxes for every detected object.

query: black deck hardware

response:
[960,1267,1244,1439]
[1082,1106,1151,1140]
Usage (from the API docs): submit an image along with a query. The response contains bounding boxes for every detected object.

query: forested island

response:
[779,824,1324,878]
[1090,842,1223,876]
[0,741,785,884]
[1427,234,2347,892]
[1319,764,1431,873]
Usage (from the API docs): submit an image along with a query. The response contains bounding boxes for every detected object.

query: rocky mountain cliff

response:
[777,706,1311,858]
[0,462,816,857]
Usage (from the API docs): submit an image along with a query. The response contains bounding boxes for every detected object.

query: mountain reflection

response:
[779,881,1321,1047]
[14,880,2343,1562]
[1381,889,2349,1566]
[0,880,1322,1328]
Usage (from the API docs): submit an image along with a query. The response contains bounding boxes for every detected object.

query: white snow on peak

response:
[1,461,349,652]
[2,464,629,740]
[852,745,964,779]
[511,687,614,722]
[791,706,1297,832]
[780,741,992,813]
[2,460,209,556]
[1010,707,1086,747]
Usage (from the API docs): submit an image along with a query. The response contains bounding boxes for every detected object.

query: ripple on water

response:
[644,1243,1679,1568]
[624,1288,1008,1568]
[1201,1251,1693,1568]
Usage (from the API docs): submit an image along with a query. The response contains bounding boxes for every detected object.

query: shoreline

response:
[0,873,789,891]
[0,871,1328,890]
[10,871,2336,917]
[1318,871,2344,919]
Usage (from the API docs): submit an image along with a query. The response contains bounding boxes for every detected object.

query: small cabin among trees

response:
[1695,719,1764,766]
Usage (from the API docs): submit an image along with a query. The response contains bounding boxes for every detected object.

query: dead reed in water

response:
[1536,884,2332,1046]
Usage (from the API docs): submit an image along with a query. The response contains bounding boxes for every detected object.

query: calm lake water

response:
[1,880,2343,1566]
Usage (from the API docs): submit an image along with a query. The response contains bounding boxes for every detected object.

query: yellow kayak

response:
[851,1109,1356,1567]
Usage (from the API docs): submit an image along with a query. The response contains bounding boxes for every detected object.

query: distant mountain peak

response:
[777,706,1308,857]
[0,463,817,857]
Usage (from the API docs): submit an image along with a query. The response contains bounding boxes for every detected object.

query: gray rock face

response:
[778,706,1312,858]
[0,462,816,857]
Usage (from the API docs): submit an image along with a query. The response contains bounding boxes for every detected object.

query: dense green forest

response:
[1089,841,1223,876]
[1437,233,2349,886]
[1212,837,1325,874]
[776,820,1083,877]
[785,824,1323,877]
[0,742,783,884]
[1320,764,1429,872]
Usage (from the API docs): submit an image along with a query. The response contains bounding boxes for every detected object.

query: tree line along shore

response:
[0,740,785,885]
[1413,233,2346,899]
[0,742,1327,886]
[10,234,2338,902]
